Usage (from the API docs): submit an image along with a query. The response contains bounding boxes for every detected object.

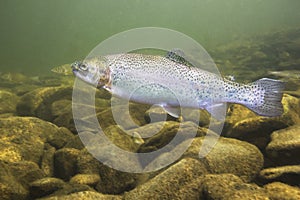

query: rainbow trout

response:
[71,52,284,118]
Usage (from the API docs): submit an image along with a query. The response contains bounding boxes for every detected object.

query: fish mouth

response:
[71,61,81,72]
[71,61,88,76]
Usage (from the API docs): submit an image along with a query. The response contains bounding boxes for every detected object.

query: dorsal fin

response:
[165,49,192,67]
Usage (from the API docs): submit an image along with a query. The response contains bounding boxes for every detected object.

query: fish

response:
[51,64,73,75]
[71,51,285,118]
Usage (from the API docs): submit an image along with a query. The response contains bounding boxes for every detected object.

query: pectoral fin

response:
[206,103,227,121]
[160,104,181,118]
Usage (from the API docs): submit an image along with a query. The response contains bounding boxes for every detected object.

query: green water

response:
[0,0,300,75]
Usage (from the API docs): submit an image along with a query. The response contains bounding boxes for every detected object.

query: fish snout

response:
[71,61,81,72]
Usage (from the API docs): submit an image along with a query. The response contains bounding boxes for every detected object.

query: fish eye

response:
[79,64,88,71]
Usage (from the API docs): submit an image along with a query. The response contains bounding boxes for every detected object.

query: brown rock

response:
[266,125,300,165]
[0,117,47,164]
[124,158,207,199]
[40,144,55,177]
[201,174,268,200]
[8,161,45,187]
[184,137,264,182]
[226,116,287,149]
[77,149,142,194]
[260,165,300,185]
[70,174,100,187]
[16,86,73,121]
[54,148,81,181]
[29,177,65,198]
[264,182,300,200]
[225,94,300,150]
[0,161,29,200]
[0,90,19,114]
[138,121,207,152]
[38,191,121,200]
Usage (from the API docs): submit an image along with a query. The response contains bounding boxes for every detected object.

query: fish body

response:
[72,53,284,117]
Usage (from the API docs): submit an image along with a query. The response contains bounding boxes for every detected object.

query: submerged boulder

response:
[225,94,300,150]
[0,90,19,115]
[29,177,66,199]
[16,86,73,121]
[0,161,28,200]
[0,117,74,171]
[260,165,300,185]
[266,125,300,165]
[264,182,300,200]
[39,191,121,200]
[201,174,268,200]
[124,158,207,200]
[184,137,264,182]
[77,149,144,195]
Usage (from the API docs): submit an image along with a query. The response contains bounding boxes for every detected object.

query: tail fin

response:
[247,78,285,117]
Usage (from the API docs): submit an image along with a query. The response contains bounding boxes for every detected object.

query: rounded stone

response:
[184,137,264,182]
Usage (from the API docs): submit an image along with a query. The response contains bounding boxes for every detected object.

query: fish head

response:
[71,57,109,88]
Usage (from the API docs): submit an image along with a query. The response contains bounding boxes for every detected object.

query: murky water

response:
[1,0,300,75]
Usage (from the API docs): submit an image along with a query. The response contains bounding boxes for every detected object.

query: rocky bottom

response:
[0,83,299,200]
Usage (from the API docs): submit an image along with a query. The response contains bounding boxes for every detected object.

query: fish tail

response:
[246,78,285,117]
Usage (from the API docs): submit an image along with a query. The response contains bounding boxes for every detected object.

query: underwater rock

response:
[55,98,110,133]
[137,121,207,152]
[136,121,208,168]
[201,174,268,200]
[103,125,142,152]
[77,149,102,175]
[16,86,73,121]
[224,104,257,132]
[77,149,143,195]
[183,137,264,182]
[0,117,70,164]
[0,72,36,87]
[260,165,300,185]
[40,144,55,177]
[123,158,207,200]
[38,191,121,200]
[8,161,45,188]
[29,177,66,199]
[266,125,300,165]
[69,174,101,187]
[12,84,41,96]
[94,161,143,195]
[0,90,19,114]
[41,182,95,199]
[51,99,72,117]
[281,94,300,125]
[54,148,81,181]
[64,135,85,150]
[95,103,149,131]
[0,117,74,163]
[225,94,300,150]
[0,161,28,200]
[226,116,287,150]
[52,111,75,132]
[264,182,300,200]
[173,175,206,200]
[40,75,75,87]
